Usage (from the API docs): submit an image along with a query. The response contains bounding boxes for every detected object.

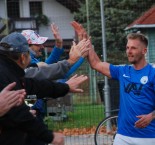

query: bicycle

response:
[94,110,119,145]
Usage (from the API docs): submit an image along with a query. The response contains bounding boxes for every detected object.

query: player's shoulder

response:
[150,63,155,68]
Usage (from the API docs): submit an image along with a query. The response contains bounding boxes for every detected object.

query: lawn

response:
[45,104,105,132]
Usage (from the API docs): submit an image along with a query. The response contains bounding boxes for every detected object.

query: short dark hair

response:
[0,50,21,60]
[127,33,148,47]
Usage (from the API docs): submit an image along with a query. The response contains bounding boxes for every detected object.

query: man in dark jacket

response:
[0,32,89,145]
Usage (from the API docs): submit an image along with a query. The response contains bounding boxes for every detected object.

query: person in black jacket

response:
[0,32,89,145]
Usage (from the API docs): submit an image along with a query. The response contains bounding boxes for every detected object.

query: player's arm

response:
[87,44,111,78]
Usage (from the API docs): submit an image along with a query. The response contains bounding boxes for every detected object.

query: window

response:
[7,0,20,18]
[29,1,42,17]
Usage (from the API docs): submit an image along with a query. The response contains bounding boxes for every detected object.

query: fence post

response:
[100,0,111,117]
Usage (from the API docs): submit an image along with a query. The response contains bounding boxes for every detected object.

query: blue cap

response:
[0,32,29,53]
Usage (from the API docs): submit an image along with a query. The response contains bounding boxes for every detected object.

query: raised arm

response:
[45,23,64,64]
[71,21,88,41]
[51,23,63,48]
[25,39,90,80]
[61,21,90,79]
[87,44,111,78]
[25,60,71,80]
[24,73,88,99]
[71,21,111,78]
[63,39,90,79]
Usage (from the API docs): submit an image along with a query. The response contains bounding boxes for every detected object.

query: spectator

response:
[0,32,89,145]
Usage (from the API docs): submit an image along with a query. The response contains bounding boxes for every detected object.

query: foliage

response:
[36,14,50,26]
[74,0,155,64]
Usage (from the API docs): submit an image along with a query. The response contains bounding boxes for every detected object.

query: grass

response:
[45,104,105,131]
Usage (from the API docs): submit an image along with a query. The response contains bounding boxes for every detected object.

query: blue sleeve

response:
[64,57,85,79]
[56,57,85,84]
[45,46,64,64]
[110,64,120,80]
[31,58,39,64]
[31,99,45,113]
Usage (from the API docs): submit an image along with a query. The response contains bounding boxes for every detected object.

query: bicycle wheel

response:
[94,115,118,145]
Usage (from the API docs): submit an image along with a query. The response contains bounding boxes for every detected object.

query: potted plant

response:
[35,14,50,26]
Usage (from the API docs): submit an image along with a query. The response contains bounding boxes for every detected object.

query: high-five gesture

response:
[51,23,63,48]
[68,39,91,64]
[66,74,88,93]
[71,21,89,41]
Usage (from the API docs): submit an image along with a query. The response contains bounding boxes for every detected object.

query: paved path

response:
[65,134,113,145]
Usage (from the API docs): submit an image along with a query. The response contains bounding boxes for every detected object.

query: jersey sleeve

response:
[109,64,120,80]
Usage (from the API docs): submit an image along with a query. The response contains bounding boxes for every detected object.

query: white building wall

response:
[41,0,75,40]
[20,0,30,17]
[0,0,7,18]
[20,0,75,40]
[0,0,75,40]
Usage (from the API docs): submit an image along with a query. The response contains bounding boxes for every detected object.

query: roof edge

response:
[125,24,155,30]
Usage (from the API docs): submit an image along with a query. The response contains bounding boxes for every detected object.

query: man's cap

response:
[21,30,48,45]
[0,32,29,53]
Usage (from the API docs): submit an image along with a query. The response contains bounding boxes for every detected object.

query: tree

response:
[74,0,155,64]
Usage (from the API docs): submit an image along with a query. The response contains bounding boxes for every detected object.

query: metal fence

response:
[46,1,155,145]
[1,0,155,145]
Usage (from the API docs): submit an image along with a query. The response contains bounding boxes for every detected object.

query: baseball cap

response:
[21,30,48,45]
[0,32,29,53]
